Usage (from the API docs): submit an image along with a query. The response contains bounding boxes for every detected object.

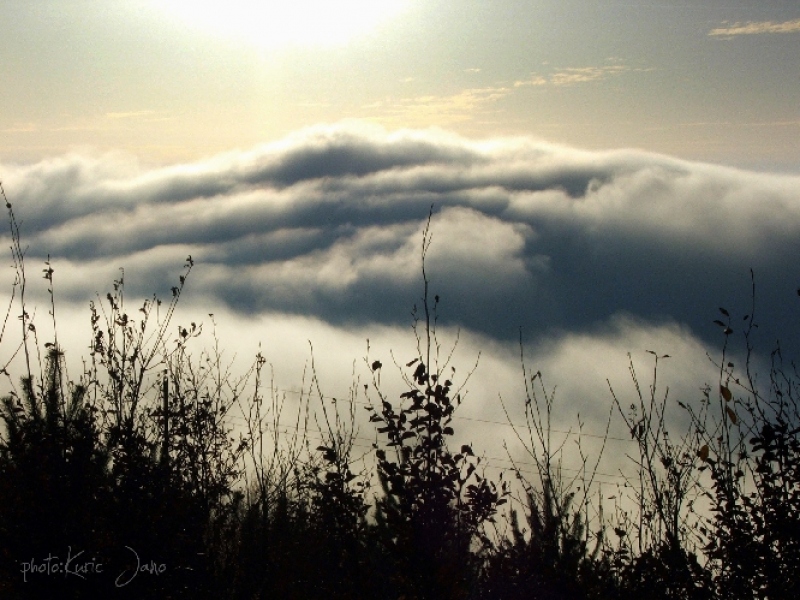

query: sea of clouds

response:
[2,122,799,480]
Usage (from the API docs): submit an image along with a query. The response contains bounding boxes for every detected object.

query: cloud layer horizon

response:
[3,123,798,350]
[4,121,800,471]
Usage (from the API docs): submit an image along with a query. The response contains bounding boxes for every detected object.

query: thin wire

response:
[231,381,637,443]
[224,412,630,482]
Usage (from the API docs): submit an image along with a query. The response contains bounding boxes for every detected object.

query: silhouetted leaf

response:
[698,445,709,462]
[721,385,732,401]
[413,362,426,383]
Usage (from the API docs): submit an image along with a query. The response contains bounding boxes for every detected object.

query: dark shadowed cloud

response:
[3,122,800,361]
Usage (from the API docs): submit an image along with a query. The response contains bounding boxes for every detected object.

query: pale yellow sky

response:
[1,0,799,171]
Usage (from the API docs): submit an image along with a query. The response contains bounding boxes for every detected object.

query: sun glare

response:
[156,0,408,49]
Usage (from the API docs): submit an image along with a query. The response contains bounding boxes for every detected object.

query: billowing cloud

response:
[1,121,799,367]
[709,18,800,37]
[2,120,795,482]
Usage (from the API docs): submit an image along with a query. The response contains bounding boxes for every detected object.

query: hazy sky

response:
[2,1,800,474]
[2,0,799,171]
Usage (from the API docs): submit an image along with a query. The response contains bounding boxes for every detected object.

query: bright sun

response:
[156,0,408,49]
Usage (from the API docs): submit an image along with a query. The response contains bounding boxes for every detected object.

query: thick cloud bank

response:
[3,122,800,360]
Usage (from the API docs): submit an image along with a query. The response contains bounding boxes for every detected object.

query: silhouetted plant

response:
[607,352,710,599]
[366,211,508,600]
[292,354,371,599]
[690,278,800,599]
[483,348,611,600]
[0,347,110,599]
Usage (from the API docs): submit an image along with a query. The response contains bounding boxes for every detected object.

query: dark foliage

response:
[364,215,508,599]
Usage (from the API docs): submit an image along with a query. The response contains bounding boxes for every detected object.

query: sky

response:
[2,0,800,480]
[2,0,800,170]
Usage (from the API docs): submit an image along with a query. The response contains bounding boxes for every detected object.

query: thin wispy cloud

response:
[709,18,800,37]
[514,64,638,88]
[3,123,39,133]
[674,119,800,130]
[105,110,156,120]
[371,62,645,128]
[367,86,512,127]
